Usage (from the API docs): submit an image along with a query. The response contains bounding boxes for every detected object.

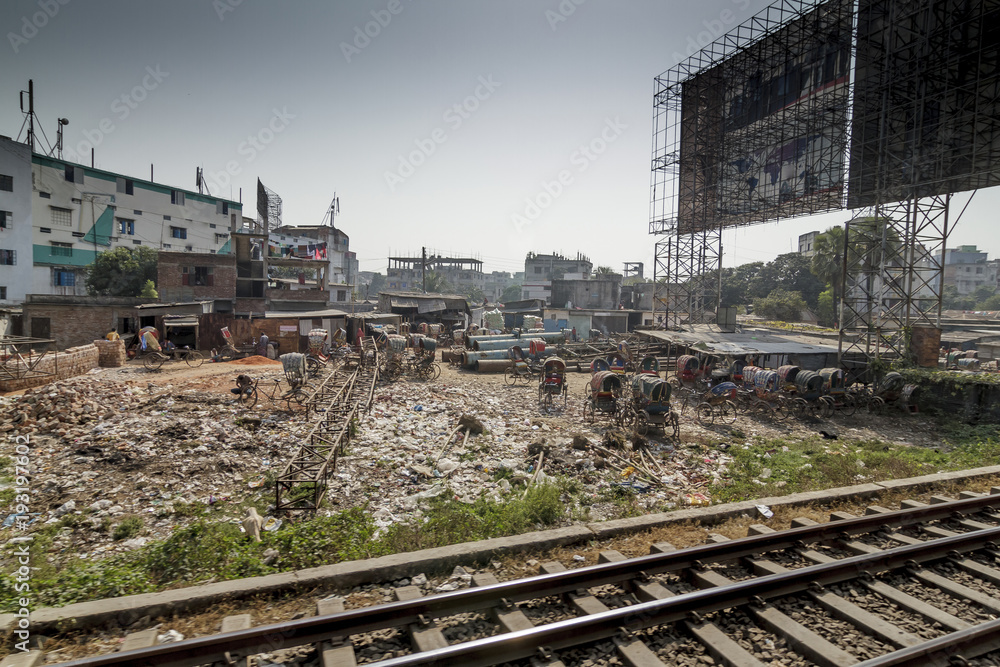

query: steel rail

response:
[51,498,1000,667]
[853,616,1000,667]
[369,525,1000,667]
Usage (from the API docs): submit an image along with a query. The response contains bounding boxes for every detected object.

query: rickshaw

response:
[695,382,738,425]
[867,372,920,414]
[607,352,628,376]
[305,329,330,376]
[583,370,624,423]
[379,334,408,381]
[747,369,792,420]
[671,354,710,391]
[504,345,538,385]
[792,370,831,418]
[628,375,679,437]
[590,358,611,374]
[637,355,660,377]
[538,357,568,407]
[819,367,856,416]
[735,365,763,411]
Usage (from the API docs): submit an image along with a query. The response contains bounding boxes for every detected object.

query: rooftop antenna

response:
[324,194,340,227]
[195,167,204,194]
[55,118,68,159]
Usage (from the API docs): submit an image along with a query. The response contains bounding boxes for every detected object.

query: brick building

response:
[157,251,237,309]
[21,294,154,350]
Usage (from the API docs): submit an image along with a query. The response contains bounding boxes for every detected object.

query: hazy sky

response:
[2,0,997,277]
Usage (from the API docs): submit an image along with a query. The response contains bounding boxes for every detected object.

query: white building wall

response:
[0,138,33,303]
[29,152,240,296]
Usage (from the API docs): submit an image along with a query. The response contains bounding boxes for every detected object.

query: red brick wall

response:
[158,251,237,302]
[0,343,100,391]
[24,305,124,350]
[234,298,266,315]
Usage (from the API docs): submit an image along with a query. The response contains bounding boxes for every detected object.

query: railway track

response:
[33,489,1000,666]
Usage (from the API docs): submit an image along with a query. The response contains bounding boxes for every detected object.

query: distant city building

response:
[522,252,592,304]
[386,254,485,296]
[938,245,995,296]
[270,224,357,304]
[798,231,819,257]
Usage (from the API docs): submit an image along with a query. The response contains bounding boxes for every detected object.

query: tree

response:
[753,288,808,322]
[816,287,835,327]
[749,253,824,309]
[980,294,1000,311]
[595,266,615,275]
[422,270,452,294]
[971,284,996,307]
[139,280,159,299]
[86,246,158,297]
[501,284,523,303]
[942,284,975,311]
[810,226,845,323]
[367,272,386,297]
[464,286,486,303]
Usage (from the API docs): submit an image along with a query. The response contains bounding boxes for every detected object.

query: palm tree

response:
[810,226,845,325]
[422,270,452,294]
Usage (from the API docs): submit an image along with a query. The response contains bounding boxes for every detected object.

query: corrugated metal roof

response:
[639,329,837,356]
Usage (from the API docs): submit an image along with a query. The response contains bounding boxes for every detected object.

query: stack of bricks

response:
[93,339,127,367]
[0,343,101,392]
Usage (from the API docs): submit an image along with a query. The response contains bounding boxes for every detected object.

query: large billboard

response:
[848,0,1000,207]
[677,0,853,235]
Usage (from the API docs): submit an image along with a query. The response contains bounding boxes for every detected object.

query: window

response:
[72,197,81,204]
[39,192,50,199]
[0,287,6,300]
[64,166,83,183]
[53,270,75,286]
[0,249,16,265]
[0,174,12,191]
[182,266,214,286]
[39,227,51,234]
[50,242,73,257]
[170,226,187,239]
[534,266,543,274]
[171,190,185,206]
[210,223,216,229]
[216,201,229,215]
[163,215,171,221]
[118,218,134,235]
[337,290,347,301]
[976,267,983,274]
[0,211,10,230]
[133,240,142,245]
[72,231,85,238]
[50,207,72,227]
[162,243,171,249]
[131,209,141,215]
[116,177,134,195]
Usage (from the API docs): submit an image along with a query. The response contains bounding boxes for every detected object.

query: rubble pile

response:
[1,364,745,568]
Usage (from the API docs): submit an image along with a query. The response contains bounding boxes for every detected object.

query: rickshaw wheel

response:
[792,398,810,419]
[144,353,165,371]
[668,377,681,391]
[818,396,835,418]
[722,400,738,423]
[185,351,204,368]
[635,410,650,436]
[840,394,857,417]
[431,363,441,380]
[668,411,680,438]
[504,368,517,386]
[868,396,885,415]
[775,400,793,421]
[285,388,308,411]
[306,357,323,377]
[238,386,258,409]
[219,347,237,362]
[696,402,714,425]
[583,401,594,423]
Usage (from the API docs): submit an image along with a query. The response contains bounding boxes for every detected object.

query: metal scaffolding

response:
[650,0,853,328]
[651,0,998,368]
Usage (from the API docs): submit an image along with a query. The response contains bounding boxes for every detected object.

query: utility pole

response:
[422,246,427,293]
